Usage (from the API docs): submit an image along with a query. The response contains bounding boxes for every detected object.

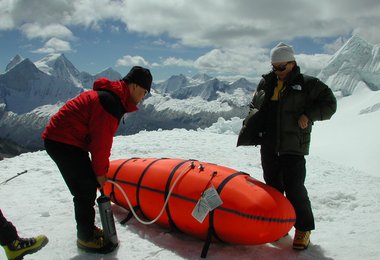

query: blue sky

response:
[1,0,379,82]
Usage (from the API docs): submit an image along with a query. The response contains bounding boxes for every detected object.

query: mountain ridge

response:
[0,35,379,159]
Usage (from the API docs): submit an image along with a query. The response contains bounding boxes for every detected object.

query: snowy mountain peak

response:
[78,67,122,89]
[35,53,65,73]
[332,34,372,63]
[191,73,213,82]
[100,67,117,73]
[0,56,83,114]
[35,53,81,86]
[155,74,189,94]
[229,78,256,93]
[168,74,188,82]
[6,58,41,79]
[231,77,252,86]
[318,35,380,96]
[5,54,24,72]
[95,67,122,80]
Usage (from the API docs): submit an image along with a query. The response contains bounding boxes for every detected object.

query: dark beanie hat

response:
[122,66,153,93]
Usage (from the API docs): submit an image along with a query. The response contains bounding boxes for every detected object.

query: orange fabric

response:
[104,158,296,244]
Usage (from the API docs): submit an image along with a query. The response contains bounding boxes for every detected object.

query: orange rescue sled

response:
[103,158,295,255]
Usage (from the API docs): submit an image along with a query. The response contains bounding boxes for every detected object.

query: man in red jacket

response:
[42,66,152,253]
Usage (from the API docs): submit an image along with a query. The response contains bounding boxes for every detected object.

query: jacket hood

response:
[93,78,138,112]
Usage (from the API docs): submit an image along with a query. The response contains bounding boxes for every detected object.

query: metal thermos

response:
[97,190,119,246]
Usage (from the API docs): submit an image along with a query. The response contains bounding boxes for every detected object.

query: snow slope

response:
[0,88,379,260]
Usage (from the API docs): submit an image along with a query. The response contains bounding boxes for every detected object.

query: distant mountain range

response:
[0,35,379,158]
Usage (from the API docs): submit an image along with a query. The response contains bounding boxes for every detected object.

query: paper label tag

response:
[191,198,210,223]
[191,186,223,223]
[203,186,223,211]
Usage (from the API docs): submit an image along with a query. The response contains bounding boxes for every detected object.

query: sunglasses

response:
[136,84,148,96]
[272,62,291,72]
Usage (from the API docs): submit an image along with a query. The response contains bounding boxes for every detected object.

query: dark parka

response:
[237,66,337,155]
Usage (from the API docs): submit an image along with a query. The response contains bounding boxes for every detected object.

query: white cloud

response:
[193,46,269,77]
[20,23,74,40]
[157,46,269,78]
[158,46,333,80]
[162,57,194,67]
[118,0,380,47]
[296,53,332,76]
[323,37,348,54]
[152,39,181,49]
[1,0,379,79]
[65,0,125,29]
[2,1,380,47]
[0,0,15,30]
[152,39,166,46]
[2,1,380,49]
[11,0,73,26]
[32,38,72,53]
[116,55,149,67]
[110,25,120,33]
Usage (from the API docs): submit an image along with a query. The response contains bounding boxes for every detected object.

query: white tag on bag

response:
[192,186,223,223]
[202,186,223,211]
[192,197,210,223]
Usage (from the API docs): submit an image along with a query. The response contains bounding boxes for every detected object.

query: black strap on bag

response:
[164,160,195,232]
[200,171,248,258]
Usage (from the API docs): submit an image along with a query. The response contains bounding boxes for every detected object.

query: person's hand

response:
[96,175,107,188]
[298,114,309,129]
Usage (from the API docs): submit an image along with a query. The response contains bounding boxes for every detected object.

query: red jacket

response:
[42,78,137,176]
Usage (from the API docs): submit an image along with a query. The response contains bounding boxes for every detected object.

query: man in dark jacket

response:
[237,43,337,250]
[42,66,152,253]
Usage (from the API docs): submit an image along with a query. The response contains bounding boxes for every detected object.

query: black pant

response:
[0,210,18,246]
[260,146,315,231]
[44,139,98,240]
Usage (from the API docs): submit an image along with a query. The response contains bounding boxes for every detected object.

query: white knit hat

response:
[270,42,295,63]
